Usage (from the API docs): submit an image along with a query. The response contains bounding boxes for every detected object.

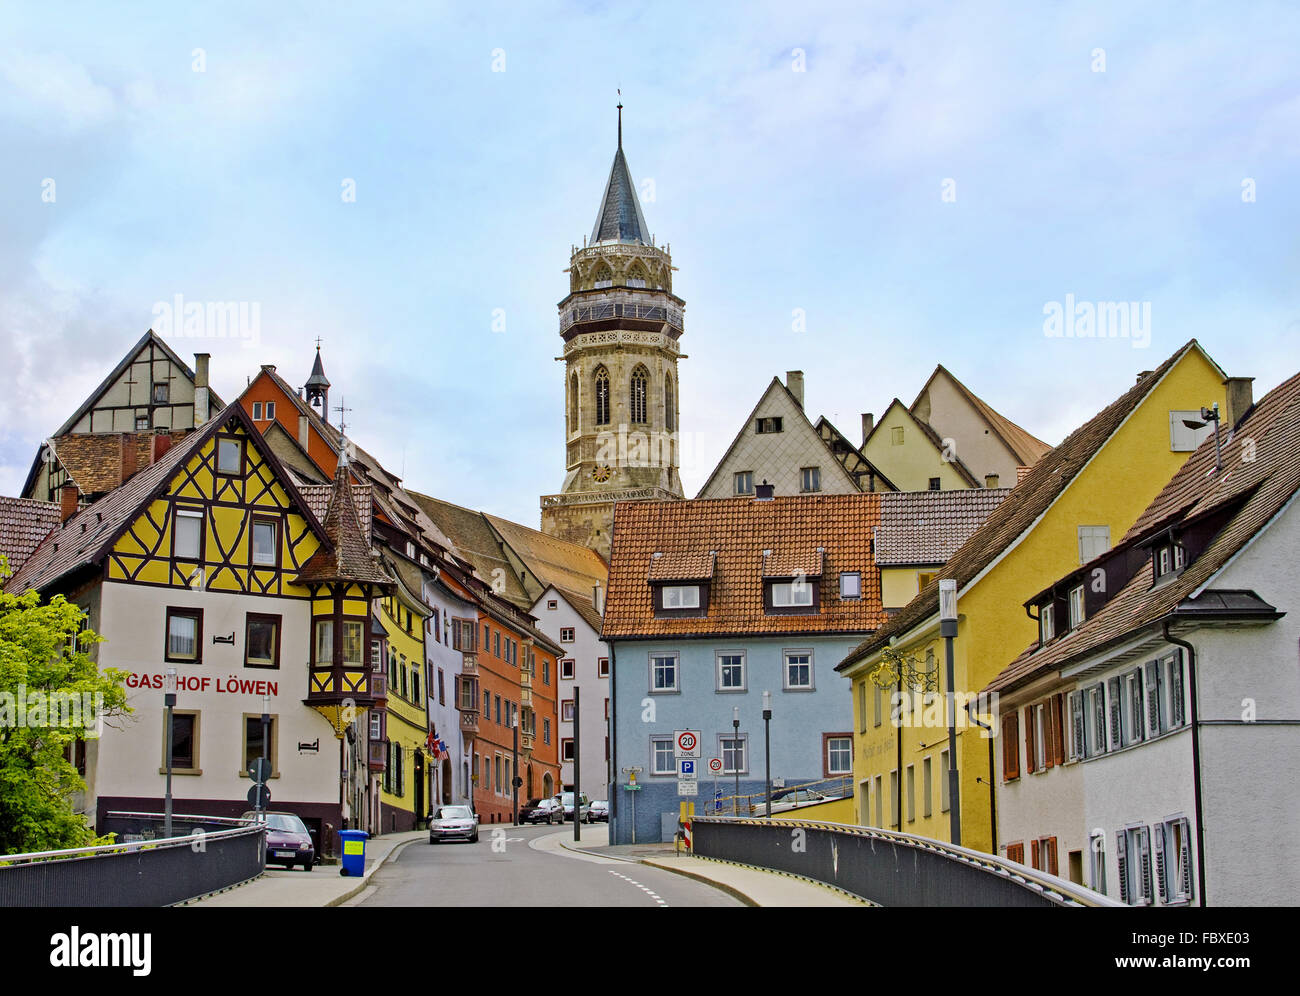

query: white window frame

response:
[1088,830,1107,895]
[559,658,575,680]
[1156,815,1195,905]
[1040,602,1055,644]
[783,649,814,691]
[734,471,754,495]
[174,508,203,560]
[1169,410,1212,452]
[560,627,576,643]
[650,736,676,775]
[251,518,278,566]
[1068,585,1085,629]
[1117,824,1154,905]
[217,437,242,475]
[661,586,700,610]
[771,580,814,608]
[251,401,263,420]
[800,466,821,493]
[650,653,679,693]
[827,736,852,776]
[720,734,748,775]
[715,650,746,692]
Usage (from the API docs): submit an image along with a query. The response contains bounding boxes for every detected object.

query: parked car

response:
[748,788,842,816]
[429,805,479,844]
[557,791,591,822]
[242,810,315,871]
[519,797,564,824]
[588,800,609,823]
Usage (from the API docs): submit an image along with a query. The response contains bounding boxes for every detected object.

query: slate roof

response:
[874,488,1013,566]
[983,369,1300,695]
[0,497,61,577]
[837,340,1213,671]
[602,493,885,640]
[591,142,651,245]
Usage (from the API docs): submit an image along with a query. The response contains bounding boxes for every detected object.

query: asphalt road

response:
[353,823,743,907]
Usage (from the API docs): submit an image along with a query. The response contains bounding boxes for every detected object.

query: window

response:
[1026,703,1046,772]
[265,401,276,420]
[1120,668,1145,745]
[543,659,551,684]
[561,700,575,722]
[560,658,575,680]
[494,695,501,725]
[597,656,609,678]
[800,467,821,492]
[494,631,500,657]
[560,627,575,643]
[784,650,813,690]
[1089,830,1107,895]
[165,711,199,772]
[165,607,202,664]
[1068,585,1085,629]
[1077,525,1110,564]
[651,737,676,775]
[630,366,648,424]
[243,715,277,774]
[543,718,551,745]
[716,652,745,691]
[755,417,783,434]
[245,614,280,668]
[251,517,278,567]
[411,666,420,703]
[216,437,242,475]
[561,739,575,762]
[1039,602,1055,644]
[918,570,937,590]
[314,619,334,665]
[650,653,678,692]
[661,586,700,610]
[939,749,950,812]
[153,383,170,404]
[1031,836,1059,876]
[826,735,852,776]
[494,755,501,793]
[594,367,610,426]
[922,755,933,817]
[1144,653,1185,737]
[873,683,882,727]
[1117,825,1154,905]
[136,414,150,431]
[721,735,747,774]
[665,377,675,431]
[770,580,814,608]
[891,426,904,445]
[839,572,861,599]
[483,622,489,648]
[547,600,557,610]
[438,668,445,706]
[173,508,203,561]
[369,711,382,740]
[928,477,941,491]
[252,401,263,420]
[734,471,754,495]
[1169,411,1212,452]
[905,764,915,822]
[1006,841,1025,865]
[1157,816,1195,904]
[399,656,407,698]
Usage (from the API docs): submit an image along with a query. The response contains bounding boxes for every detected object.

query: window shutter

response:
[1178,818,1194,901]
[1115,831,1129,904]
[1130,670,1145,743]
[1169,656,1185,728]
[1024,709,1036,774]
[1137,826,1153,905]
[1002,712,1020,780]
[1046,837,1059,877]
[1145,660,1161,735]
[1070,692,1085,761]
[1007,841,1024,864]
[1052,695,1066,766]
[1107,676,1123,749]
[1153,822,1168,903]
[1092,688,1107,754]
[1043,702,1056,769]
[1030,839,1041,870]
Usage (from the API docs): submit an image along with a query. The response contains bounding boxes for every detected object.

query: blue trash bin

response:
[338,829,368,876]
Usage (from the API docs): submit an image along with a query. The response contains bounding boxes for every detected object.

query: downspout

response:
[609,642,618,839]
[1161,620,1207,907]
[967,700,997,853]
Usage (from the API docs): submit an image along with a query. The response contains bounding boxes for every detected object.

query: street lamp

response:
[762,691,773,819]
[732,706,740,816]
[163,668,177,839]
[939,579,961,846]
[511,709,519,827]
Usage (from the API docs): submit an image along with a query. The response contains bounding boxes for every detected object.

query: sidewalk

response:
[559,825,868,907]
[185,830,425,907]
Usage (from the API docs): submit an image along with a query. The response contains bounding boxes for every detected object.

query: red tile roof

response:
[648,551,716,582]
[0,497,61,577]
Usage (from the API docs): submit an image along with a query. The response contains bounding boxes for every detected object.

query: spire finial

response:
[617,89,622,149]
[314,336,322,351]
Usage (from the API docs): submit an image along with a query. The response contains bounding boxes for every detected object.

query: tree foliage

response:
[0,556,130,854]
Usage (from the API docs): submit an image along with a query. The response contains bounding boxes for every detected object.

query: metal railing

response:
[0,815,264,907]
[709,775,853,817]
[690,817,1121,907]
[560,300,683,334]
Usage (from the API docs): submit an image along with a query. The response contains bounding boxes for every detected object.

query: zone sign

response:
[674,730,702,759]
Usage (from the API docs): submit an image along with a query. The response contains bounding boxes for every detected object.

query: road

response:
[352,823,743,907]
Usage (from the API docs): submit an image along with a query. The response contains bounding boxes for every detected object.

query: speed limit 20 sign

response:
[708,758,723,773]
[674,730,701,759]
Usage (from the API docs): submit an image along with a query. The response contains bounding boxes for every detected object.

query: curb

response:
[638,856,760,907]
[556,836,648,864]
[641,855,872,907]
[326,836,422,907]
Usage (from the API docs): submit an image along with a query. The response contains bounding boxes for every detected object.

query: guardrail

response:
[0,815,265,907]
[690,817,1121,907]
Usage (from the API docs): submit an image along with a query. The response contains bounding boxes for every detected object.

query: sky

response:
[3,1,1299,525]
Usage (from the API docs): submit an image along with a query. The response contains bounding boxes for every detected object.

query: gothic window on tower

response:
[665,376,675,431]
[595,367,610,426]
[630,366,648,424]
[568,372,579,435]
[626,264,647,289]
[593,263,613,290]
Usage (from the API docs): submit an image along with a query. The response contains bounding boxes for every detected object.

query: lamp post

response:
[939,579,961,846]
[259,691,270,818]
[512,710,519,826]
[732,706,740,816]
[163,668,177,839]
[762,691,773,819]
[573,684,581,843]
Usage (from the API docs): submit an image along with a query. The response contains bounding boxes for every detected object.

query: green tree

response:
[0,555,130,854]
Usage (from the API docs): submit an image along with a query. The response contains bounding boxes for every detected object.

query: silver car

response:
[428,805,479,844]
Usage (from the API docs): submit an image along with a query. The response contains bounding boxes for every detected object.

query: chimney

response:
[152,432,173,463]
[755,479,775,501]
[985,473,1000,489]
[861,412,874,447]
[1224,377,1254,429]
[193,353,211,426]
[785,371,804,409]
[298,414,310,449]
[592,581,606,616]
[261,364,276,375]
[120,432,138,484]
[1136,370,1153,384]
[60,484,80,523]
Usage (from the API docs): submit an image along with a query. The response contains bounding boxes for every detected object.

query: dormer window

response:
[662,585,700,610]
[1068,585,1085,629]
[1154,541,1185,581]
[770,580,814,608]
[1040,601,1055,644]
[648,552,714,618]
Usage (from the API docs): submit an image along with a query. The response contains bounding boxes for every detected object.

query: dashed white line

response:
[609,869,668,907]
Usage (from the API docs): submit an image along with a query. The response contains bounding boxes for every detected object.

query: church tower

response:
[540,105,685,560]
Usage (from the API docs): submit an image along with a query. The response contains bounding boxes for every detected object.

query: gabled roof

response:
[409,494,533,609]
[983,369,1300,696]
[862,398,983,488]
[874,488,1014,567]
[912,365,1053,467]
[838,340,1215,671]
[54,329,225,437]
[6,402,325,596]
[0,497,61,577]
[813,416,899,492]
[603,493,886,640]
[591,133,651,245]
[647,552,716,582]
[535,582,606,635]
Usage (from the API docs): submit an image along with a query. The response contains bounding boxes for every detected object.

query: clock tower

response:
[540,106,685,559]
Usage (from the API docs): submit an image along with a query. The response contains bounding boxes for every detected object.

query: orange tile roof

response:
[603,493,885,640]
[647,551,716,582]
[762,549,824,578]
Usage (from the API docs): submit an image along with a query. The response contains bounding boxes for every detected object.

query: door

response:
[414,751,425,821]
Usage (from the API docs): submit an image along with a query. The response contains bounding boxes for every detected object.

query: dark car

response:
[429,805,479,844]
[588,800,609,823]
[519,797,564,824]
[242,810,315,871]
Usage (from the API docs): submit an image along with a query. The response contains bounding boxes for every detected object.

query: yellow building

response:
[862,399,983,492]
[837,341,1229,855]
[377,566,431,831]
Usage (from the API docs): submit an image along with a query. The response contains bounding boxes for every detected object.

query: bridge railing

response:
[0,817,264,907]
[690,817,1121,907]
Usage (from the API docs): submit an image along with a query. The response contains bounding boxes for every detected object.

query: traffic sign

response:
[676,779,698,797]
[708,757,723,773]
[674,730,701,759]
[247,784,270,809]
[248,758,271,783]
[679,759,696,776]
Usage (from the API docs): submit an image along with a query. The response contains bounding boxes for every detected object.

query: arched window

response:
[630,366,648,424]
[594,366,610,426]
[568,372,579,434]
[664,374,675,431]
[626,263,648,289]
[593,263,613,290]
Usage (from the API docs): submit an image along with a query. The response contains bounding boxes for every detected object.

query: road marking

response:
[608,869,668,907]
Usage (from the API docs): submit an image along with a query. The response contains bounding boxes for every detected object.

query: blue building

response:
[602,493,886,843]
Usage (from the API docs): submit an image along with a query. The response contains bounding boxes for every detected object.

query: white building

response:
[422,571,478,809]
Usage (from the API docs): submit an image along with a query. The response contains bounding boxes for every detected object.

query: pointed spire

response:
[296,446,391,586]
[590,99,650,246]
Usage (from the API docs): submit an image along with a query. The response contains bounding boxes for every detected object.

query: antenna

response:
[333,396,352,436]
